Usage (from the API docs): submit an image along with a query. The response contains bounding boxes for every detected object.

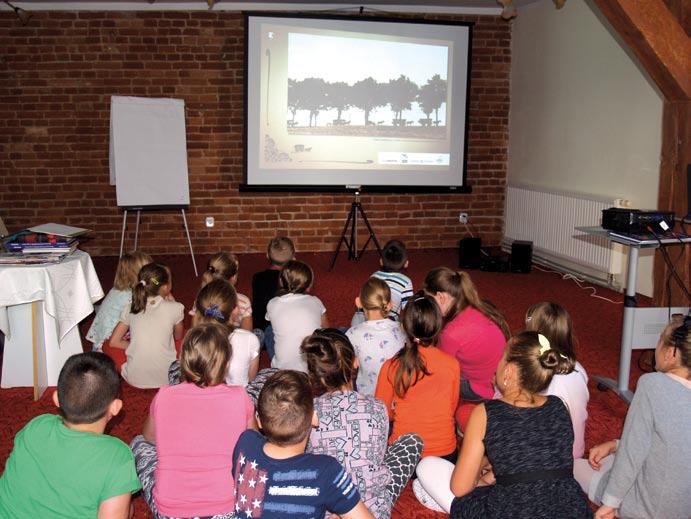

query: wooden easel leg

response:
[181,209,198,276]
[31,302,39,402]
[134,210,141,250]
[119,209,128,258]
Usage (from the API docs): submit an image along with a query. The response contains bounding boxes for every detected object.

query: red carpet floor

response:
[0,249,645,518]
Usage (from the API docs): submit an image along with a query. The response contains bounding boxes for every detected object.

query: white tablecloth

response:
[0,250,104,388]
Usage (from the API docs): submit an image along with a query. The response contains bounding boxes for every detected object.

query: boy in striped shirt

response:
[232,371,374,519]
[352,240,413,326]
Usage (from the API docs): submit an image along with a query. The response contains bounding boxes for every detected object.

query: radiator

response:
[504,185,613,276]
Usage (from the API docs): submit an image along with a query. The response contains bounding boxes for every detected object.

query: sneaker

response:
[412,479,445,512]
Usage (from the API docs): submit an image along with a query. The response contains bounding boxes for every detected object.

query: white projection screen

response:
[244,14,473,192]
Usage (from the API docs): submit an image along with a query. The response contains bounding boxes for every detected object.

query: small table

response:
[0,251,104,400]
[575,227,690,403]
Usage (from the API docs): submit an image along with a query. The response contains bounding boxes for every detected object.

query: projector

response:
[602,208,675,232]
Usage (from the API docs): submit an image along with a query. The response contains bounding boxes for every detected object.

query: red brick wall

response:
[0,11,510,255]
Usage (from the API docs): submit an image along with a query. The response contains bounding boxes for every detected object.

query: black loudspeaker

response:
[510,240,533,273]
[459,237,482,269]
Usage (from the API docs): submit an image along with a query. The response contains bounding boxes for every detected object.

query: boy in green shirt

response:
[0,352,141,518]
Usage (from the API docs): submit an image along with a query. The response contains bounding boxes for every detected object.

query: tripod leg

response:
[329,204,356,271]
[356,203,383,259]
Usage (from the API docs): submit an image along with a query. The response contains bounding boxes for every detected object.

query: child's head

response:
[279,260,313,294]
[201,252,239,287]
[113,251,153,290]
[54,352,121,425]
[257,370,314,446]
[401,291,443,347]
[180,323,231,388]
[301,328,358,396]
[356,277,391,317]
[193,279,238,327]
[131,262,170,314]
[525,302,576,362]
[389,291,442,398]
[656,314,691,372]
[424,267,510,339]
[380,239,408,272]
[268,236,295,267]
[497,331,573,397]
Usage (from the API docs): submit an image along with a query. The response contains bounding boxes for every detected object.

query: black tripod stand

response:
[330,191,382,270]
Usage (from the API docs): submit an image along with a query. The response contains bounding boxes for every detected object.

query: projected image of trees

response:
[286,33,448,138]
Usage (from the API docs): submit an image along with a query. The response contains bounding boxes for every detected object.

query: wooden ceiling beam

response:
[592,0,691,101]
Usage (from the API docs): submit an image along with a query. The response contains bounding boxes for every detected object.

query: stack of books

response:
[1,223,90,265]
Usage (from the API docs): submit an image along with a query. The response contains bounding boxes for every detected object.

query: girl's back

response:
[347,318,405,395]
[452,396,590,518]
[309,391,392,518]
[121,296,183,388]
[376,346,459,457]
[267,292,325,371]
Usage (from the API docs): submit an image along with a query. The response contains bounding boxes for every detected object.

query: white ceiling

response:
[3,0,542,15]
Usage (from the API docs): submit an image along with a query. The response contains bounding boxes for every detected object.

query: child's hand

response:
[594,505,616,519]
[588,440,617,470]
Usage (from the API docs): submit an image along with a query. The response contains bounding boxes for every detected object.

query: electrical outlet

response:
[205,216,215,228]
[459,212,468,224]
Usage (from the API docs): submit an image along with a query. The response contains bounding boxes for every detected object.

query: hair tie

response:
[413,296,426,303]
[538,333,551,355]
[413,337,422,345]
[151,277,160,286]
[139,280,146,287]
[204,304,225,321]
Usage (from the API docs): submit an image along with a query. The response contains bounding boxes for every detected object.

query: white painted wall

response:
[508,0,664,296]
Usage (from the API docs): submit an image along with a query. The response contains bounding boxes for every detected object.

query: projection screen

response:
[244,13,473,192]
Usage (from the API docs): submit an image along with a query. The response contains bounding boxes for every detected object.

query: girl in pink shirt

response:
[131,323,255,519]
[424,268,510,401]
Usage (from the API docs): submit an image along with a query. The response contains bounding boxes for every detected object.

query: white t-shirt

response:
[545,361,589,458]
[346,319,406,396]
[266,293,326,372]
[120,296,184,389]
[225,328,260,387]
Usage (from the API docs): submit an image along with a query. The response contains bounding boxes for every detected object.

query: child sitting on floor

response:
[0,352,141,518]
[352,239,413,327]
[375,291,460,460]
[252,236,295,333]
[416,332,591,518]
[132,323,255,519]
[574,315,691,519]
[232,370,375,519]
[265,260,328,371]
[86,250,152,350]
[195,252,252,331]
[346,277,406,395]
[109,262,184,388]
[525,302,588,458]
[303,328,422,519]
[169,279,260,386]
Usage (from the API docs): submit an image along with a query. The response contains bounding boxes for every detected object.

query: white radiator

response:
[504,185,613,276]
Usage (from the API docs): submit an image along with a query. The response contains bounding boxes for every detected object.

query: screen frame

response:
[241,11,473,194]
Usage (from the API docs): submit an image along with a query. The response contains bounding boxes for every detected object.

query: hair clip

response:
[207,266,216,274]
[151,278,160,286]
[204,304,225,321]
[525,316,532,322]
[538,333,551,355]
[413,296,426,303]
[139,280,146,286]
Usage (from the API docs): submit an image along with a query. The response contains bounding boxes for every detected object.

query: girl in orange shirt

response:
[375,291,461,461]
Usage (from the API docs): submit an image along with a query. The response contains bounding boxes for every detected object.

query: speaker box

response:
[459,237,482,269]
[510,240,533,273]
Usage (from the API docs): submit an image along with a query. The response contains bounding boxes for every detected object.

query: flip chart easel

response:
[110,96,197,275]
